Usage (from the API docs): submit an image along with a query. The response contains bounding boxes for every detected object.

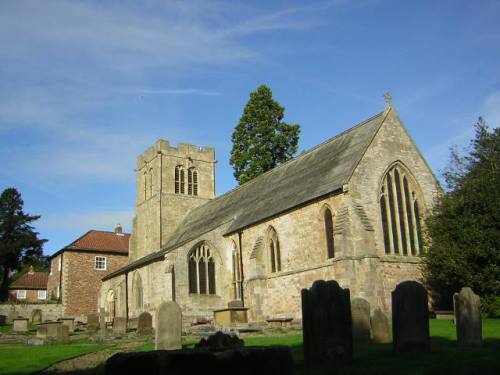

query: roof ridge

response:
[87,230,131,235]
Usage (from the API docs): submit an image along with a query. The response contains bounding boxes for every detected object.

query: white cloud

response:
[482,91,500,128]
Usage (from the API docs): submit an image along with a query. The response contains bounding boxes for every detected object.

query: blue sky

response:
[1,0,499,256]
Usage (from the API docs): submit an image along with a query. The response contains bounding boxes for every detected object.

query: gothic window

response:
[175,166,185,194]
[133,273,143,309]
[231,242,242,300]
[188,243,216,295]
[149,168,153,197]
[188,168,198,196]
[324,207,335,259]
[379,164,423,256]
[143,171,148,200]
[268,228,281,273]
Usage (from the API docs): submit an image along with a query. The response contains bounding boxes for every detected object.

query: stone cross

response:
[454,287,482,346]
[351,297,371,344]
[301,280,352,368]
[384,92,393,108]
[392,281,430,353]
[137,312,153,336]
[99,308,106,335]
[155,301,182,350]
[371,307,391,343]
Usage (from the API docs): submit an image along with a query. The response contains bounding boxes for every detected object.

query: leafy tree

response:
[230,84,300,184]
[424,117,500,311]
[0,188,46,301]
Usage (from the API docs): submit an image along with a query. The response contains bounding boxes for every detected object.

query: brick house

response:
[47,226,129,320]
[9,266,49,302]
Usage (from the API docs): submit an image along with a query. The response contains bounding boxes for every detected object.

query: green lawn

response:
[0,323,37,334]
[0,343,107,375]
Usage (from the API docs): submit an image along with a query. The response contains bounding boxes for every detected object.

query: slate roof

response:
[52,230,130,258]
[10,271,48,290]
[103,110,388,280]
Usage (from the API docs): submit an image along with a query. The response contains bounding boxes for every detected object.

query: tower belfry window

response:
[175,166,185,194]
[188,168,198,196]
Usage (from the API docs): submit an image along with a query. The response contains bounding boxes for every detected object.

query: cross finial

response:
[384,92,393,108]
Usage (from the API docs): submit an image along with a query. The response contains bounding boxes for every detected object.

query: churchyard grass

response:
[0,323,37,334]
[0,343,107,375]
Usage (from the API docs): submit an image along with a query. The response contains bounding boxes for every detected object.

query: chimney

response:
[115,224,123,235]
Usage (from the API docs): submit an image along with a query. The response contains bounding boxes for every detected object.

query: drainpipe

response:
[238,231,245,306]
[125,272,129,320]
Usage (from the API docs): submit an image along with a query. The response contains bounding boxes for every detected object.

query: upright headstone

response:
[392,281,430,353]
[87,314,99,331]
[371,307,391,343]
[59,318,75,333]
[351,297,371,344]
[13,318,29,332]
[454,287,482,346]
[99,308,106,335]
[57,324,70,342]
[301,280,352,368]
[155,301,182,350]
[113,317,127,336]
[31,309,43,324]
[137,312,153,336]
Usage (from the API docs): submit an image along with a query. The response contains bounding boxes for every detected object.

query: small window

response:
[95,256,107,270]
[17,290,26,299]
[38,290,47,300]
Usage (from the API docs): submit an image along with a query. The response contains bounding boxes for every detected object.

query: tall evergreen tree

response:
[0,188,46,301]
[424,117,500,310]
[230,85,300,184]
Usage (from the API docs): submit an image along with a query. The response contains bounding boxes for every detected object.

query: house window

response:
[17,290,26,299]
[95,256,107,270]
[324,207,335,259]
[380,164,423,256]
[268,227,281,273]
[188,168,198,196]
[188,243,216,295]
[38,290,47,300]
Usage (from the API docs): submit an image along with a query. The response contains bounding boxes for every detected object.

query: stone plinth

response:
[58,318,75,333]
[113,317,127,336]
[37,322,63,338]
[213,308,249,326]
[13,318,29,332]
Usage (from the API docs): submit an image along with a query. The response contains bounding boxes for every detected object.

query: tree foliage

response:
[230,85,300,184]
[424,118,500,310]
[0,188,46,301]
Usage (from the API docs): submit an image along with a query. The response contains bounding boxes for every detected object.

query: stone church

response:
[98,102,441,325]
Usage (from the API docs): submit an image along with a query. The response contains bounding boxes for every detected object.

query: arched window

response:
[231,242,241,300]
[175,166,185,194]
[149,168,153,197]
[188,243,216,295]
[133,273,143,309]
[324,208,335,258]
[379,164,423,256]
[143,171,148,200]
[188,168,198,196]
[268,228,281,273]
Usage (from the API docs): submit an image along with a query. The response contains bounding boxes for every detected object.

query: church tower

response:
[128,140,216,262]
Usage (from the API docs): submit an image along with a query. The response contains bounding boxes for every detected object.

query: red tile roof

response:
[65,230,130,254]
[10,271,48,289]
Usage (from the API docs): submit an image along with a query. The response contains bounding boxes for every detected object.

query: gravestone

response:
[31,309,43,324]
[37,322,63,339]
[351,297,371,343]
[137,312,153,336]
[454,287,482,346]
[371,307,391,343]
[155,301,182,350]
[392,281,430,353]
[99,308,106,335]
[301,280,352,368]
[0,315,7,325]
[113,317,127,336]
[57,324,70,342]
[59,318,75,333]
[13,318,29,332]
[87,314,99,331]
[228,300,244,308]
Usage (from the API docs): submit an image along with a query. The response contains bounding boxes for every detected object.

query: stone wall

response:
[0,303,63,323]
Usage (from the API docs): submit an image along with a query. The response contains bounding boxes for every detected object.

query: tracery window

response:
[268,228,281,273]
[188,243,216,295]
[231,242,242,300]
[379,164,423,256]
[175,166,185,194]
[324,208,335,259]
[143,171,148,200]
[188,167,198,196]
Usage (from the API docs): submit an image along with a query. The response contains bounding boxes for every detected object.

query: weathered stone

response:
[392,281,429,353]
[155,302,182,350]
[214,308,248,326]
[195,331,243,351]
[27,338,44,346]
[13,318,29,332]
[113,317,127,336]
[99,307,106,334]
[227,300,244,308]
[137,312,153,336]
[301,280,352,368]
[31,309,43,324]
[351,297,371,344]
[37,322,64,340]
[87,314,99,331]
[59,318,75,333]
[57,324,70,342]
[371,307,391,343]
[105,346,293,375]
[0,315,7,325]
[127,317,138,331]
[454,287,482,346]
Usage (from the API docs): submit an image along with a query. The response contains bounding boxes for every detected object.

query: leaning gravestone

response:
[454,287,482,346]
[301,280,352,368]
[392,281,430,353]
[137,312,153,336]
[113,317,127,336]
[351,297,371,344]
[31,309,43,324]
[155,301,182,350]
[371,307,391,343]
[87,314,99,332]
